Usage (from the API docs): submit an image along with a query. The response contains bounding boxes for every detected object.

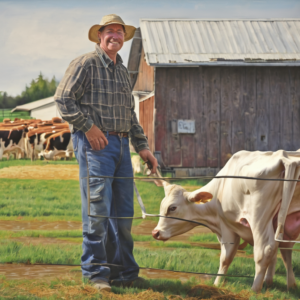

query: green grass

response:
[0,230,82,239]
[1,240,300,299]
[0,158,78,169]
[0,110,31,123]
[189,233,219,243]
[0,179,81,221]
[150,241,193,248]
[132,234,153,242]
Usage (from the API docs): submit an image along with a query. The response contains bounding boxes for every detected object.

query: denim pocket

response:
[71,135,78,152]
[89,177,105,203]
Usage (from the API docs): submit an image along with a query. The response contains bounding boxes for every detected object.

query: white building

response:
[11,96,60,120]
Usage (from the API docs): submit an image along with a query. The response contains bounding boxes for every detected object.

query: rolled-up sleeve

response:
[54,62,94,133]
[129,95,150,153]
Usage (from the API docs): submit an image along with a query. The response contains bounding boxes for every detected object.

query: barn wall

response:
[139,96,155,152]
[155,67,300,168]
[31,103,60,120]
[133,48,154,92]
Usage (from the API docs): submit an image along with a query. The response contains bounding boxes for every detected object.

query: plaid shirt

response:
[54,44,149,152]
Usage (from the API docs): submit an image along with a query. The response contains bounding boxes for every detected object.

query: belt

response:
[106,131,128,138]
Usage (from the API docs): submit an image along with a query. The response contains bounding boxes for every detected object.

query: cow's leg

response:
[252,223,278,292]
[31,147,34,161]
[264,249,277,287]
[280,242,296,289]
[214,231,240,286]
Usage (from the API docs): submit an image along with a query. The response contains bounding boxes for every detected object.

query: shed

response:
[127,19,300,176]
[11,96,60,120]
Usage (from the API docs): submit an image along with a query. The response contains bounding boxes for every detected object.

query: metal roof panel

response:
[140,19,300,66]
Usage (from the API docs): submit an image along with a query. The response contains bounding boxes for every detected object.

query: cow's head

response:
[152,181,213,241]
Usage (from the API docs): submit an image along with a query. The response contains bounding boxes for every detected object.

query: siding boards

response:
[244,68,257,151]
[167,68,182,166]
[154,69,168,164]
[291,68,300,150]
[153,66,300,169]
[269,68,281,151]
[231,68,245,154]
[180,68,195,167]
[220,67,233,166]
[280,69,293,150]
[195,67,207,167]
[256,68,269,151]
[204,67,221,168]
[133,48,154,92]
[140,96,155,152]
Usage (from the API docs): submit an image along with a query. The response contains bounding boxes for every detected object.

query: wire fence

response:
[2,172,300,280]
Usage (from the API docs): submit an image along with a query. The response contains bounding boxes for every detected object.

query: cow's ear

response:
[162,181,172,195]
[184,191,213,204]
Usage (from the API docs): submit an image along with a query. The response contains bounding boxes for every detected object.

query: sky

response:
[0,0,299,96]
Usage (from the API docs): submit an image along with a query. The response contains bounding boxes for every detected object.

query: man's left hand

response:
[138,149,158,174]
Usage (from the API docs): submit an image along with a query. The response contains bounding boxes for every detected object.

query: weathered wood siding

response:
[139,96,155,152]
[133,48,154,92]
[155,67,300,168]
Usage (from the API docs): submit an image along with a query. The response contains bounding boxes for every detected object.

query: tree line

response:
[0,73,57,109]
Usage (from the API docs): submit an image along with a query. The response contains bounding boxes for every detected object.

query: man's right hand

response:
[85,124,108,150]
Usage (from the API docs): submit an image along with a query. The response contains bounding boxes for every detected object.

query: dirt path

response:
[10,237,82,245]
[0,264,81,281]
[0,263,212,282]
[0,165,79,180]
[0,220,82,231]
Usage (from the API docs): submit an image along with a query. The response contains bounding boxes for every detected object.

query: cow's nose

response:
[152,229,160,240]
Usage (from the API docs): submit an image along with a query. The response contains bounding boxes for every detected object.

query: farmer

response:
[54,14,157,292]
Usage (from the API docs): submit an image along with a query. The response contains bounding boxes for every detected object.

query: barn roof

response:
[140,19,300,66]
[11,96,55,112]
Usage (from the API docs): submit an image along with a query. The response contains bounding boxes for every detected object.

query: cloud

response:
[0,0,299,96]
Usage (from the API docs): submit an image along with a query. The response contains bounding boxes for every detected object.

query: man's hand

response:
[85,124,108,150]
[138,149,158,174]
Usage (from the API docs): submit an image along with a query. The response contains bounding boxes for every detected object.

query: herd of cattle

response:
[0,117,73,161]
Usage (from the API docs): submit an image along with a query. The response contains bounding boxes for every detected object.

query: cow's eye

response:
[170,207,177,212]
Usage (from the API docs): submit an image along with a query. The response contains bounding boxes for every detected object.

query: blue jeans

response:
[71,131,139,282]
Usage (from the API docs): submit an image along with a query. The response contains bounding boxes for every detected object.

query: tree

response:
[0,73,58,109]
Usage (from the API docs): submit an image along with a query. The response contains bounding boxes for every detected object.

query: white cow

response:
[152,150,300,292]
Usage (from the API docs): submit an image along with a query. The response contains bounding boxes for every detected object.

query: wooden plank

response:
[244,67,257,151]
[280,68,293,150]
[150,97,155,152]
[220,67,233,166]
[194,67,207,167]
[133,48,154,92]
[231,67,245,154]
[167,68,182,166]
[189,67,201,167]
[268,67,281,151]
[256,68,269,151]
[179,68,194,167]
[154,68,168,164]
[204,67,220,168]
[291,68,300,150]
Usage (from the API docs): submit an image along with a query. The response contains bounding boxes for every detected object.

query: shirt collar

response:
[95,44,123,68]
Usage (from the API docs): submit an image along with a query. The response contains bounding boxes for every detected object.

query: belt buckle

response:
[118,132,124,138]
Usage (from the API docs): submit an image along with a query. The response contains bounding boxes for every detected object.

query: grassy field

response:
[1,159,300,299]
[0,109,31,123]
[1,237,300,299]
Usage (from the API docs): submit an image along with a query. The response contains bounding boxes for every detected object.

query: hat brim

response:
[88,22,136,43]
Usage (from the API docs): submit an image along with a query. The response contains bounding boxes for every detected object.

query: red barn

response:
[128,19,300,176]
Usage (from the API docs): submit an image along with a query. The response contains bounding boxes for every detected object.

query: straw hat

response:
[88,14,136,43]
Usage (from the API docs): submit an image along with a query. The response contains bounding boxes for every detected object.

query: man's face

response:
[98,24,125,54]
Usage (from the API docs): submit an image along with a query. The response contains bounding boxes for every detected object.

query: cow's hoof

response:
[264,277,273,287]
[287,282,297,290]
